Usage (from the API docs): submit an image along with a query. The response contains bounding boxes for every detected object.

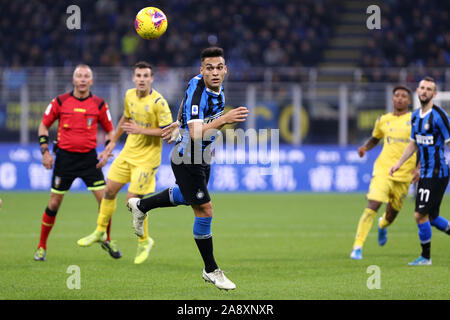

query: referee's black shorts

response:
[171,161,211,205]
[415,176,449,219]
[51,148,106,194]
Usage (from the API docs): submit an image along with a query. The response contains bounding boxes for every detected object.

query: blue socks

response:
[417,216,450,260]
[193,216,212,239]
[193,216,217,273]
[418,221,432,259]
[418,221,432,244]
[430,216,450,233]
[169,185,188,205]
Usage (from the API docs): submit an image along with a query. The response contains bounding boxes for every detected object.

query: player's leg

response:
[133,185,187,213]
[127,162,190,237]
[192,202,235,290]
[351,200,382,260]
[96,179,124,232]
[168,163,217,274]
[428,176,450,235]
[192,201,217,272]
[377,180,408,246]
[430,215,450,234]
[408,211,432,266]
[35,153,75,261]
[34,192,65,261]
[179,163,235,290]
[126,191,154,264]
[356,200,382,245]
[91,187,122,259]
[126,165,187,263]
[90,189,112,241]
[379,203,399,228]
[127,185,187,236]
[409,178,434,266]
[351,176,388,259]
[376,203,398,247]
[77,156,128,248]
[77,179,125,247]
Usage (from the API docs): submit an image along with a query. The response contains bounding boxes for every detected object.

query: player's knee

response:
[415,212,428,223]
[48,195,63,211]
[386,208,399,222]
[104,188,117,200]
[367,200,381,212]
[192,202,212,217]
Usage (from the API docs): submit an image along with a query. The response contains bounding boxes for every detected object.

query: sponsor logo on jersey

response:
[415,134,434,145]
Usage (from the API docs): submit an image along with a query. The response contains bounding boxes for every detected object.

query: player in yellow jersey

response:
[77,61,173,264]
[350,85,419,260]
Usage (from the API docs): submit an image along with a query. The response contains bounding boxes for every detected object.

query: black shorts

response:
[51,148,105,193]
[415,177,449,218]
[171,161,211,205]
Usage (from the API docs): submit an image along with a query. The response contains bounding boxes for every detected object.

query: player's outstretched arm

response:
[97,115,127,168]
[121,119,162,137]
[357,137,380,157]
[390,140,418,176]
[162,121,180,143]
[38,121,54,170]
[188,106,249,141]
[97,129,116,168]
[411,162,421,184]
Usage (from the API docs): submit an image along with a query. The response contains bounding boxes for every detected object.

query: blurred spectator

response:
[4,58,27,89]
[1,0,448,79]
[263,40,285,66]
[360,1,450,69]
[0,0,338,68]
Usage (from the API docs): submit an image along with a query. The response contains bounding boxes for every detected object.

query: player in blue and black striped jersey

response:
[127,47,248,290]
[175,72,226,164]
[390,77,450,266]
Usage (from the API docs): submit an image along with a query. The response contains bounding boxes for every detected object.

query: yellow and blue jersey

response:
[118,88,172,167]
[411,105,450,178]
[372,112,416,182]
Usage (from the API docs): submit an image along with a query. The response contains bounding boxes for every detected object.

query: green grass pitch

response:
[0,192,448,300]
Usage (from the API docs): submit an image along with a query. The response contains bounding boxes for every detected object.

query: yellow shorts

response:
[107,156,158,195]
[366,175,410,211]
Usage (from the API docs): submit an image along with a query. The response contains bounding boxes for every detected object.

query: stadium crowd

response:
[0,0,336,68]
[0,0,449,82]
[360,0,450,83]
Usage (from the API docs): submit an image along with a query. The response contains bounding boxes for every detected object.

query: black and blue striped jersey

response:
[176,74,225,161]
[410,105,450,178]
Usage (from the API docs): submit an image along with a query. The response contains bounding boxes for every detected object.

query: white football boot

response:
[127,198,147,237]
[202,268,236,290]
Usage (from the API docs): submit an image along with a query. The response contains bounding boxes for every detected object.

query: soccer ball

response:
[134,7,168,40]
